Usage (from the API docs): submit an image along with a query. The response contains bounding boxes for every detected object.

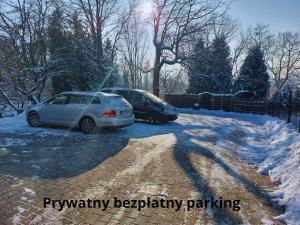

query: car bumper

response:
[96,116,135,128]
[160,113,178,121]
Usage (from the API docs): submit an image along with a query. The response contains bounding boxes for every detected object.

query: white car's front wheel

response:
[27,112,42,127]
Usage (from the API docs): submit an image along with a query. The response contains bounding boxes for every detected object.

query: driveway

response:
[0,110,284,225]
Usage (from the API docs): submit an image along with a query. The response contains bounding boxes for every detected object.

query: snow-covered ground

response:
[177,109,300,225]
[0,109,299,224]
[0,113,81,136]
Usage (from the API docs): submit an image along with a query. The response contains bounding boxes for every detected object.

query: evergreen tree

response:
[187,39,211,94]
[68,12,90,91]
[187,36,233,94]
[48,7,71,94]
[71,12,84,39]
[49,10,119,93]
[49,9,91,93]
[209,35,233,93]
[236,46,270,100]
[101,38,120,88]
[104,38,114,63]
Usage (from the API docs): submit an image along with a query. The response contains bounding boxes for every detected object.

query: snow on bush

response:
[270,85,292,104]
[271,85,300,105]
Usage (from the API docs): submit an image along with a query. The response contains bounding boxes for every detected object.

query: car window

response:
[142,91,164,103]
[128,91,144,102]
[47,95,68,105]
[67,95,101,104]
[115,90,128,99]
[90,97,101,104]
[68,95,87,104]
[106,96,124,106]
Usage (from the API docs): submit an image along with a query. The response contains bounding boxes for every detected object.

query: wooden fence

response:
[164,93,268,113]
[164,93,300,132]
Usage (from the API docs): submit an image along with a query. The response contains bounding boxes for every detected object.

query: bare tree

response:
[266,32,300,90]
[160,65,187,94]
[68,0,136,60]
[148,0,230,96]
[0,0,50,106]
[231,31,250,78]
[229,24,274,79]
[246,24,273,55]
[65,0,136,88]
[121,15,151,89]
[207,14,239,44]
[244,25,300,90]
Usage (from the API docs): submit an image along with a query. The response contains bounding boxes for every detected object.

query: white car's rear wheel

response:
[80,117,96,134]
[27,112,41,127]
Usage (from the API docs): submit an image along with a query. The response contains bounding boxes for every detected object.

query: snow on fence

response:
[164,93,300,132]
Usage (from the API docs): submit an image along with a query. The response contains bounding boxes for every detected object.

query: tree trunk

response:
[153,47,162,96]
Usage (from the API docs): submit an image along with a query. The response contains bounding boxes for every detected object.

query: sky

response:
[230,0,300,32]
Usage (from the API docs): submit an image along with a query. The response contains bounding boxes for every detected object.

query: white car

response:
[26,91,134,133]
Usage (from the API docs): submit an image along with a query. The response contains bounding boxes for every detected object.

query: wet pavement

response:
[0,113,284,225]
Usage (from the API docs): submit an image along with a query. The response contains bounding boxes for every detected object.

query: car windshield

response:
[107,96,124,106]
[143,91,164,103]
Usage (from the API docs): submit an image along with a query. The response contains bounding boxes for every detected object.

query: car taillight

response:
[103,110,116,117]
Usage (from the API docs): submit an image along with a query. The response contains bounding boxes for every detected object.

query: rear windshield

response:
[106,96,124,106]
[143,91,164,103]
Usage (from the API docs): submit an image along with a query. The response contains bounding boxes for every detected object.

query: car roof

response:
[101,87,147,93]
[60,91,119,97]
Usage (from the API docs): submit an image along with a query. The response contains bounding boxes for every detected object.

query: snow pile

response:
[0,112,27,131]
[258,120,300,225]
[180,108,300,225]
[233,113,300,224]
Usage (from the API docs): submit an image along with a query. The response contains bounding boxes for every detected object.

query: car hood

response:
[162,102,176,110]
[26,103,43,112]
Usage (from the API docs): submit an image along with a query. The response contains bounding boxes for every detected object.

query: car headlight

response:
[164,108,176,114]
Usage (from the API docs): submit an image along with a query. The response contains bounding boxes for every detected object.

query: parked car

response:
[26,91,134,134]
[101,88,178,124]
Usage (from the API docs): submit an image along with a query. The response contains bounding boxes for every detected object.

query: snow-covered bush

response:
[293,88,300,105]
[270,85,292,104]
[270,85,300,106]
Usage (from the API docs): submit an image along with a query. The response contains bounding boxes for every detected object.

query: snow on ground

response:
[0,113,80,137]
[1,137,31,147]
[0,108,299,224]
[23,187,36,197]
[178,109,300,225]
[257,121,300,225]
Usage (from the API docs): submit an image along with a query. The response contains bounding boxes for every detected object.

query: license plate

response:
[121,110,131,116]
